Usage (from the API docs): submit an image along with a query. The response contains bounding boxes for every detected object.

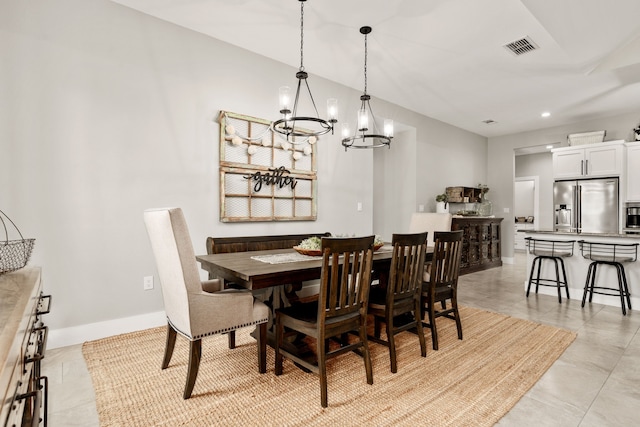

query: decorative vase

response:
[634,127,640,141]
[477,194,492,216]
[436,202,449,213]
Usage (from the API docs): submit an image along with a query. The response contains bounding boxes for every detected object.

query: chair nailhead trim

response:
[168,317,269,341]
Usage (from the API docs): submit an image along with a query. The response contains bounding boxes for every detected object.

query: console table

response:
[1,268,51,426]
[452,217,503,275]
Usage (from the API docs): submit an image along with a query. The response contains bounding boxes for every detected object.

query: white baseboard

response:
[502,257,515,265]
[48,310,167,349]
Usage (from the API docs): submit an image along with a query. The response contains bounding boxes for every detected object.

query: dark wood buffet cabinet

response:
[451,217,503,275]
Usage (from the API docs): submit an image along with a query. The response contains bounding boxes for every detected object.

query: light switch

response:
[357,202,363,211]
[503,207,510,213]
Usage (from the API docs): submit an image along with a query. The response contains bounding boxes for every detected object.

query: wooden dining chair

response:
[368,232,428,373]
[421,230,464,350]
[274,235,375,408]
[143,207,269,399]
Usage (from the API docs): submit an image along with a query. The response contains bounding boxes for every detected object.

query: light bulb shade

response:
[279,86,291,113]
[327,98,338,122]
[384,119,394,138]
[341,123,351,139]
[357,108,369,132]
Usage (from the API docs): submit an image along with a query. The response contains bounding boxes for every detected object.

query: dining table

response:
[196,245,433,351]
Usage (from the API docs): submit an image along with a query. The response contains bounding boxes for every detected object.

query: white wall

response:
[489,112,640,259]
[514,181,535,218]
[2,0,488,345]
[515,152,554,229]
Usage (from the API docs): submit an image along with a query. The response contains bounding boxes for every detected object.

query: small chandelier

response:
[272,0,337,143]
[342,26,393,150]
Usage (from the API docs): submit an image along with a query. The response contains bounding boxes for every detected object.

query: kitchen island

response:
[524,230,640,311]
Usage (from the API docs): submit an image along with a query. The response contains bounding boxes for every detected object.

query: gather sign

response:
[243,166,298,193]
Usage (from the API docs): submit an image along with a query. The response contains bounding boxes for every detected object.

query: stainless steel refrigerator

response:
[554,177,619,233]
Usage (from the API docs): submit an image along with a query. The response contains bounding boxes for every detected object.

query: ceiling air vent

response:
[504,36,538,56]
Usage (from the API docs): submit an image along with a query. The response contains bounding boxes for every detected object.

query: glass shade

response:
[327,98,338,122]
[341,123,351,139]
[384,119,394,138]
[357,109,369,132]
[279,86,291,113]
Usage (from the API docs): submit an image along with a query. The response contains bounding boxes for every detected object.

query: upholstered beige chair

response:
[143,207,269,399]
[409,212,452,246]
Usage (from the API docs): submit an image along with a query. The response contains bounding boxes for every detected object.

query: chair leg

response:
[582,263,593,307]
[318,334,328,408]
[228,330,236,349]
[553,258,562,303]
[257,322,267,373]
[162,324,177,369]
[414,298,427,358]
[614,263,628,316]
[429,302,439,351]
[452,294,463,341]
[589,262,598,303]
[621,265,632,312]
[184,339,201,399]
[534,257,543,294]
[559,258,570,300]
[386,313,397,373]
[359,315,374,386]
[274,314,284,376]
[526,257,538,297]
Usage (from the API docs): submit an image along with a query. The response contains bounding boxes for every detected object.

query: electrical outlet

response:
[143,276,154,290]
[418,204,425,212]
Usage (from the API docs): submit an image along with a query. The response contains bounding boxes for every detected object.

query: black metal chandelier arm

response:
[341,135,392,151]
[273,0,335,142]
[342,25,392,151]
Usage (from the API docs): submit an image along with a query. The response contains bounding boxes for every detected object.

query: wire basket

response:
[0,209,36,275]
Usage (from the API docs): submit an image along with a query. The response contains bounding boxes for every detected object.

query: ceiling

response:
[111,0,640,138]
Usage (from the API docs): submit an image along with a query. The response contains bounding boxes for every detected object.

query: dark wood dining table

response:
[196,246,406,291]
[196,246,433,350]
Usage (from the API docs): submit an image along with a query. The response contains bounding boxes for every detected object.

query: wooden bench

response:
[206,233,331,346]
[206,232,331,256]
[205,232,331,291]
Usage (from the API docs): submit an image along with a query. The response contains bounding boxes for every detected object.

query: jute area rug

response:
[83,306,576,427]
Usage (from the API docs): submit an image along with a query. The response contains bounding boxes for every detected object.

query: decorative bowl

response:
[293,246,322,256]
[374,243,384,251]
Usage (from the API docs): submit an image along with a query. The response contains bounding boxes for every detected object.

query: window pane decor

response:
[218,111,318,222]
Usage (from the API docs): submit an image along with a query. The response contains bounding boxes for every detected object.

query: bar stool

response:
[525,238,575,303]
[579,241,638,315]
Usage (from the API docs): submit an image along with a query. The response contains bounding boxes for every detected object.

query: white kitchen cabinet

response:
[552,141,624,179]
[514,222,534,250]
[626,142,640,201]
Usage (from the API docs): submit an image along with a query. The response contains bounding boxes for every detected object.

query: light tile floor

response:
[42,252,640,426]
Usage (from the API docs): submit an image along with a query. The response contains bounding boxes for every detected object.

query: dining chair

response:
[368,232,428,373]
[143,207,269,399]
[274,235,375,408]
[421,230,464,350]
[409,212,452,246]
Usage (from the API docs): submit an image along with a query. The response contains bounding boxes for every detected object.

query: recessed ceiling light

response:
[541,112,551,118]
[546,145,554,149]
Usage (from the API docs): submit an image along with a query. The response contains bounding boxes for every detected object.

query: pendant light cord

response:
[363,31,368,95]
[299,1,304,71]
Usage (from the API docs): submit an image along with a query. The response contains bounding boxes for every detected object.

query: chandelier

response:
[342,26,393,150]
[272,0,337,144]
